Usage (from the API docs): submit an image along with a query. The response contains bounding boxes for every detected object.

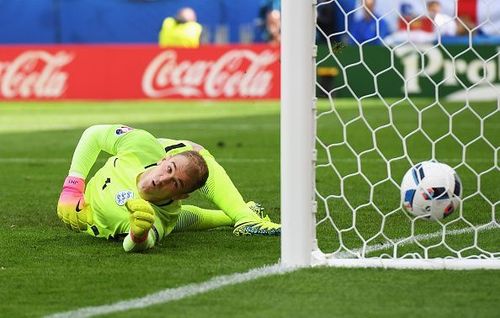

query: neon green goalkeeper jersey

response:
[69,125,185,241]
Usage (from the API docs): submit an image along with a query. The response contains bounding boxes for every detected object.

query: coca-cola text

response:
[0,51,73,98]
[142,49,278,98]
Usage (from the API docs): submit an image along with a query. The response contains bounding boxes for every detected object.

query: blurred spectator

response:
[317,0,336,43]
[456,14,479,36]
[348,0,390,45]
[426,0,456,36]
[386,1,456,45]
[385,2,435,45]
[454,1,483,36]
[398,2,433,33]
[255,0,281,44]
[159,7,202,48]
[266,9,281,44]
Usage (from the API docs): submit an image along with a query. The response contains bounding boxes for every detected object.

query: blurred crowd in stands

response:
[159,0,281,47]
[253,0,500,46]
[317,0,500,46]
[1,0,498,46]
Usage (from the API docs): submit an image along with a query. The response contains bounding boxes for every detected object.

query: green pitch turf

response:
[0,99,498,318]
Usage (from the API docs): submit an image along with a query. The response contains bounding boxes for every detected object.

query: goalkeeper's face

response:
[137,154,198,203]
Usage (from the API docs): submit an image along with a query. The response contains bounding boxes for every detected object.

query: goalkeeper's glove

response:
[57,176,92,232]
[126,198,156,243]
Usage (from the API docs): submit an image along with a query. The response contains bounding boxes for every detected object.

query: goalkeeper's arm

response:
[57,125,125,231]
[67,125,125,178]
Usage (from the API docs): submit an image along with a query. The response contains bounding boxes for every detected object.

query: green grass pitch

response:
[0,99,498,317]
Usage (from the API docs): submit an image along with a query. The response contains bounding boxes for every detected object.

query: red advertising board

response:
[0,45,280,100]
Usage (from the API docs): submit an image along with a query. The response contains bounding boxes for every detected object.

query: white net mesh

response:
[314,0,499,263]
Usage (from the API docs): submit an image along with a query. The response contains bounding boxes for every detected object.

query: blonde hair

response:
[176,151,209,193]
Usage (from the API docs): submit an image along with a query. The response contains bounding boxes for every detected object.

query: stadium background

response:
[1,0,499,317]
[0,0,261,44]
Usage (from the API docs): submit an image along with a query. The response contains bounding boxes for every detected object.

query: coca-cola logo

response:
[142,49,278,98]
[0,51,73,98]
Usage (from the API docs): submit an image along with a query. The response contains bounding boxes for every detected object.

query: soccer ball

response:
[400,161,462,220]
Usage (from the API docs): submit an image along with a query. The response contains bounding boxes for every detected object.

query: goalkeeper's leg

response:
[156,138,281,236]
[198,150,259,223]
[198,150,281,236]
[173,205,233,232]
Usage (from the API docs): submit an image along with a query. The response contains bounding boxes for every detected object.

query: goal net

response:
[281,0,500,269]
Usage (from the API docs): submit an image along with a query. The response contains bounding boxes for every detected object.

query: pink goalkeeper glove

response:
[57,176,92,232]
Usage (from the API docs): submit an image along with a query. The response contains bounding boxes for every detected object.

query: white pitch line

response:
[44,264,294,318]
[45,223,499,318]
[333,222,499,259]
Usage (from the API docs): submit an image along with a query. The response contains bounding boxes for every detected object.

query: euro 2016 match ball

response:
[401,161,462,220]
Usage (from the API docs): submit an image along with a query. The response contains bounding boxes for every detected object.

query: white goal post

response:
[281,0,500,270]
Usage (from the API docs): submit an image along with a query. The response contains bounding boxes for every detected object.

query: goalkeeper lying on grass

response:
[57,124,280,252]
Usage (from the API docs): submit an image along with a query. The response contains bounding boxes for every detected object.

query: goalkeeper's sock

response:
[173,205,233,232]
[123,232,156,252]
[198,150,260,223]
